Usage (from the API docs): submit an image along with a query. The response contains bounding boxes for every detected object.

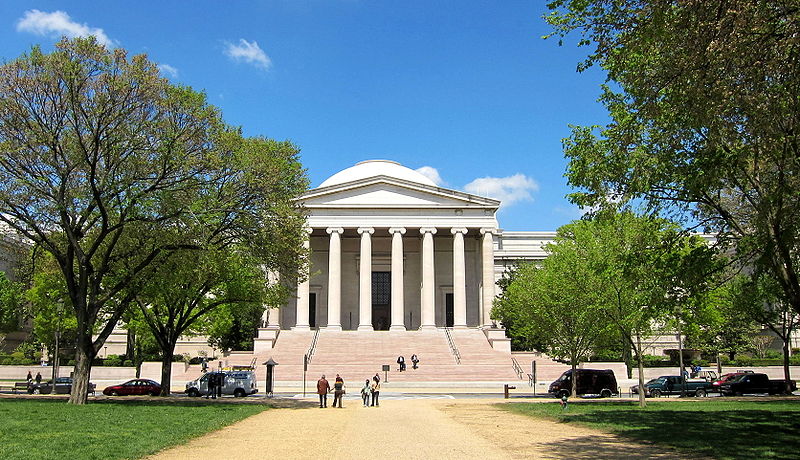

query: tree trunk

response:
[135,341,142,379]
[783,339,792,394]
[636,333,646,408]
[68,333,94,404]
[159,344,176,396]
[571,361,578,398]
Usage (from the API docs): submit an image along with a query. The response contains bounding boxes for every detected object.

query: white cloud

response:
[415,166,444,186]
[463,174,539,207]
[223,39,271,70]
[16,10,115,48]
[158,64,179,79]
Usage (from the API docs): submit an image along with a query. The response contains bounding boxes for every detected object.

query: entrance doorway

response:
[309,292,317,329]
[445,293,454,328]
[372,272,391,330]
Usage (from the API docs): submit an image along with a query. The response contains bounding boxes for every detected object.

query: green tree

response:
[0,271,21,335]
[546,1,800,319]
[0,38,308,403]
[493,247,608,398]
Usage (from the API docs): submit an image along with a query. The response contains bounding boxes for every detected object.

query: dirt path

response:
[146,397,694,460]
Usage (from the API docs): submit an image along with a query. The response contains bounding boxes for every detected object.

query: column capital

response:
[480,227,499,236]
[388,227,407,235]
[450,227,468,235]
[419,227,437,235]
[303,226,314,235]
[326,227,344,235]
[357,227,375,235]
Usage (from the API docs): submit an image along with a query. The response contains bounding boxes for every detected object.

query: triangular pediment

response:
[299,175,500,209]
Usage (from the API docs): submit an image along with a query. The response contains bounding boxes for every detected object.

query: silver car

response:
[185,371,258,397]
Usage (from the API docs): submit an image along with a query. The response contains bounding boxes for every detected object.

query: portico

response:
[278,160,501,333]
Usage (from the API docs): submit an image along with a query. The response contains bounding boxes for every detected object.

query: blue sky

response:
[0,1,609,231]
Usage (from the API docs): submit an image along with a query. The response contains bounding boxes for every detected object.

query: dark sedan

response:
[103,379,162,396]
[30,377,96,395]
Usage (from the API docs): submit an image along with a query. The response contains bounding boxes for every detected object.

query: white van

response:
[185,371,258,397]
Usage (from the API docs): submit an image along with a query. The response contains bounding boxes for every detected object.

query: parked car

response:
[30,377,96,395]
[631,375,715,397]
[548,369,618,398]
[719,373,796,396]
[711,370,754,390]
[185,370,258,397]
[103,379,162,396]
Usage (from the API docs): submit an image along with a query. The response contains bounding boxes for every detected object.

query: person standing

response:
[332,374,345,408]
[317,375,330,408]
[411,354,419,369]
[207,372,217,399]
[370,376,380,407]
[35,372,42,385]
[397,355,405,372]
[361,379,371,407]
[215,372,223,398]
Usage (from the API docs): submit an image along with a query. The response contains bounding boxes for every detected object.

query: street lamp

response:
[263,358,278,398]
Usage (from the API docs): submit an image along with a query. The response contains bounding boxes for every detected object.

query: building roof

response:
[319,160,437,188]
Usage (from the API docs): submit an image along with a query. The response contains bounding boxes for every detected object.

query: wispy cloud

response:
[16,10,115,48]
[463,174,539,207]
[158,64,179,79]
[223,39,271,70]
[415,166,444,186]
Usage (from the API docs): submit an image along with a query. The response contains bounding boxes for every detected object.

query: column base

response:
[418,325,437,331]
[389,325,407,331]
[291,325,311,331]
[357,325,374,331]
[452,324,469,329]
[325,325,342,331]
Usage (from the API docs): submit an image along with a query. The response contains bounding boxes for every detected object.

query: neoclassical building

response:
[255,159,552,350]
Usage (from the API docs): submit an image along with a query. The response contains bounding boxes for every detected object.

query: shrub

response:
[790,355,800,366]
[764,349,782,360]
[123,359,133,366]
[104,356,122,366]
[641,354,669,366]
[734,355,754,366]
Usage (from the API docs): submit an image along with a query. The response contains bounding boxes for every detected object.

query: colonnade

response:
[292,226,497,331]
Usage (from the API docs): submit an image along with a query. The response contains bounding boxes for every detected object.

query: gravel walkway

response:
[146,398,696,460]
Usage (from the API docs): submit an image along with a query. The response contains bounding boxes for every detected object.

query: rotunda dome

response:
[318,160,437,188]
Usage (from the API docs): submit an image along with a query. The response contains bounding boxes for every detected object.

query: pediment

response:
[300,176,499,209]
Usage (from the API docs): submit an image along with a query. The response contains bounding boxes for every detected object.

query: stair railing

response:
[444,328,461,364]
[511,356,525,380]
[306,328,320,365]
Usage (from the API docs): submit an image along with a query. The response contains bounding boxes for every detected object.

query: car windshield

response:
[647,378,663,385]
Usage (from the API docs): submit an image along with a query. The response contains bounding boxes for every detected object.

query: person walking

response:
[411,354,419,369]
[35,372,42,385]
[397,355,406,372]
[316,375,330,408]
[370,376,381,407]
[332,374,345,408]
[374,372,381,383]
[361,379,371,407]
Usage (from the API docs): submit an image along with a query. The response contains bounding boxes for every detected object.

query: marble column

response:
[357,227,374,331]
[451,227,468,328]
[420,227,437,329]
[326,227,344,330]
[480,228,497,328]
[293,228,313,330]
[389,227,406,330]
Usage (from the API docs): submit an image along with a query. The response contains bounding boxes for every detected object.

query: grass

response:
[0,398,270,460]
[501,398,800,460]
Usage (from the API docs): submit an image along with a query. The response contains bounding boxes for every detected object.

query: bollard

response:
[504,384,516,399]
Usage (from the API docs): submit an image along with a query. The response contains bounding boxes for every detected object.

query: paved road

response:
[146,399,697,460]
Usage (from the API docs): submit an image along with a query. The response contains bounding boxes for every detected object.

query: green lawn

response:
[502,399,800,460]
[0,398,270,460]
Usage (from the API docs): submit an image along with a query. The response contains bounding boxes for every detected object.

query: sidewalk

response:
[145,398,695,460]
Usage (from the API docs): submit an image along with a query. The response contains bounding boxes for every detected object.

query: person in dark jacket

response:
[397,355,406,371]
[411,354,419,369]
[332,374,345,408]
[317,375,330,408]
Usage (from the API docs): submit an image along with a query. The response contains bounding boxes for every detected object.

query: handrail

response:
[444,328,461,364]
[511,357,525,380]
[306,328,320,365]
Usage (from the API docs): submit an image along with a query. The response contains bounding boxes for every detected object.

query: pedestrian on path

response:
[332,374,345,408]
[35,372,42,384]
[361,379,371,407]
[370,376,380,407]
[374,372,380,383]
[317,375,330,408]
[397,355,406,371]
[411,354,419,369]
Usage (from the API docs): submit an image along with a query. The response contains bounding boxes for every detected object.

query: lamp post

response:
[263,358,278,398]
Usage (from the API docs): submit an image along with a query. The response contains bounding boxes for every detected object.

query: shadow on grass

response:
[0,394,318,409]
[511,400,800,460]
[534,434,684,460]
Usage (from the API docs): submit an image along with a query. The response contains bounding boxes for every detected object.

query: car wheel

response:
[695,389,707,397]
[600,389,612,398]
[234,388,246,398]
[187,388,200,397]
[33,388,40,395]
[650,389,662,398]
[111,390,119,396]
[150,391,160,396]
[558,390,570,399]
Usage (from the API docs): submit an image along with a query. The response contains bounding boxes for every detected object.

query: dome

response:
[318,160,437,188]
